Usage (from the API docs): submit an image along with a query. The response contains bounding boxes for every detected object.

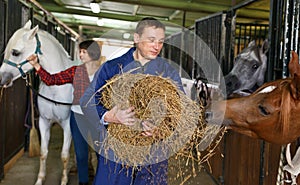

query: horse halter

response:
[3,34,43,79]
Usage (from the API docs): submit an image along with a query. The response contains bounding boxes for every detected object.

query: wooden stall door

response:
[0,0,29,179]
[0,0,7,180]
[208,131,282,185]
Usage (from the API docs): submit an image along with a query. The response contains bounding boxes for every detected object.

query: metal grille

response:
[235,23,269,56]
[169,32,182,67]
[0,0,6,66]
[57,31,66,51]
[181,29,195,79]
[162,29,195,79]
[7,0,22,44]
[47,20,57,37]
[194,12,227,83]
[33,17,47,30]
[268,0,300,80]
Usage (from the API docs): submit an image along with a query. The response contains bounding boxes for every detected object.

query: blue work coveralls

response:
[80,47,183,185]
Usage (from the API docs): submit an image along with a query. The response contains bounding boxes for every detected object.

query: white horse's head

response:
[0,20,40,87]
[222,39,269,97]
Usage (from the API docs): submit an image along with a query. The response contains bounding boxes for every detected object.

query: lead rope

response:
[276,146,286,185]
[24,72,73,106]
[26,81,73,105]
[0,87,4,104]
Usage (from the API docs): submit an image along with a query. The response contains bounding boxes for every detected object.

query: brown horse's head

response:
[207,51,300,145]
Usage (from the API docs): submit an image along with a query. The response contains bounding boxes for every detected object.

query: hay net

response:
[96,72,224,176]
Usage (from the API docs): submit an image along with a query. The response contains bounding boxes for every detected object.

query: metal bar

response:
[296,0,300,53]
[283,0,293,78]
[101,0,231,13]
[267,0,281,82]
[259,141,265,185]
[295,0,298,52]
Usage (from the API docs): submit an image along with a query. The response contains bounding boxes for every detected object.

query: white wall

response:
[102,45,130,60]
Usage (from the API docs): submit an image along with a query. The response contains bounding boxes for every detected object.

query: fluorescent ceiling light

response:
[97,19,104,26]
[123,33,131,39]
[65,5,91,11]
[72,14,98,21]
[90,0,100,13]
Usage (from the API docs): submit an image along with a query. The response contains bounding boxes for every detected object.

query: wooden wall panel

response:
[207,131,285,185]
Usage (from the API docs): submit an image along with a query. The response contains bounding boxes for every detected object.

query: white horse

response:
[0,20,74,185]
[192,39,269,106]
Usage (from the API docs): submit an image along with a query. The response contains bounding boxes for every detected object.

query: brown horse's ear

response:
[290,73,300,100]
[288,51,300,78]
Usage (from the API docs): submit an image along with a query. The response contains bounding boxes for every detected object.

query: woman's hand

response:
[26,54,41,70]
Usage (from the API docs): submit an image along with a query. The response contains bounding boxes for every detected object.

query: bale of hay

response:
[98,73,224,172]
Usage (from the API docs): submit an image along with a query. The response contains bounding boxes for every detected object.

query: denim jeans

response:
[70,111,90,183]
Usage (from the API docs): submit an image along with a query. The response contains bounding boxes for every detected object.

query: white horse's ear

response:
[261,39,269,54]
[26,25,39,40]
[23,20,32,29]
[248,40,256,47]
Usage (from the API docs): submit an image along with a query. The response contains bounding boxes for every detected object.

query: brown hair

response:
[135,17,165,35]
[79,40,101,61]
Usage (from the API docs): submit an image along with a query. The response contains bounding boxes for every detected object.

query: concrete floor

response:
[0,124,218,185]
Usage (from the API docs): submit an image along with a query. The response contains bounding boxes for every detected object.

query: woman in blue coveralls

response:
[80,17,184,185]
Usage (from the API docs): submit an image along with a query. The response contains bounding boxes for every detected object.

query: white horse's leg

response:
[60,118,72,185]
[35,117,51,185]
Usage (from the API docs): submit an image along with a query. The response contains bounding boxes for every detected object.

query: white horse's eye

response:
[12,49,21,56]
[252,63,259,69]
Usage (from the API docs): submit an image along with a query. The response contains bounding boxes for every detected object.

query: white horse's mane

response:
[37,29,74,68]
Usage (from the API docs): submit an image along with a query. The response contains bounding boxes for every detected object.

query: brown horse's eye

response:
[258,105,270,115]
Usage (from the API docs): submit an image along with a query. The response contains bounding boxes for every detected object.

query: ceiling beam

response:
[41,4,148,21]
[101,0,230,13]
[64,21,134,32]
[39,5,196,26]
[132,5,139,16]
[99,0,270,20]
[169,10,181,20]
[53,0,64,6]
[34,0,270,39]
[29,0,80,38]
[39,2,269,23]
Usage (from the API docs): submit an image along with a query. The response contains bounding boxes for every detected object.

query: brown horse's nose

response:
[205,110,224,125]
[205,111,213,119]
[205,100,229,126]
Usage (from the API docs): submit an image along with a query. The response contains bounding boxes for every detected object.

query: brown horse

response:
[207,51,300,145]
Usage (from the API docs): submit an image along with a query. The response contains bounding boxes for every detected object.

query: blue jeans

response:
[71,111,93,184]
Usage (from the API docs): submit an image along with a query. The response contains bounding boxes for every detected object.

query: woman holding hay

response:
[80,17,184,185]
[27,40,101,185]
